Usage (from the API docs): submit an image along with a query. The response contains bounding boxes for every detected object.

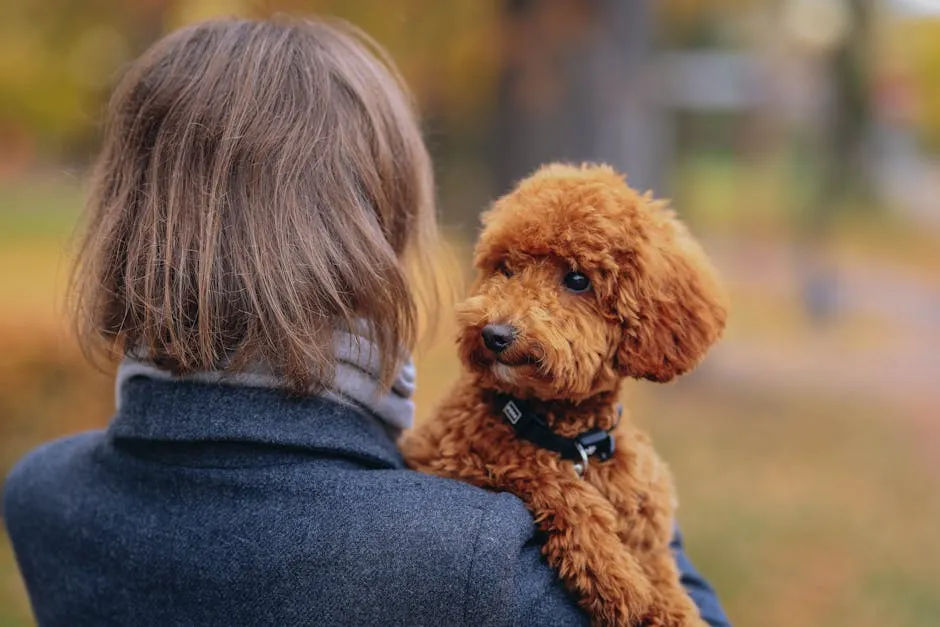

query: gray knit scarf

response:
[114,331,416,433]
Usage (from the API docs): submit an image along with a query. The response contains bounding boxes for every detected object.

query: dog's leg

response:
[585,429,675,550]
[407,448,656,625]
[584,430,705,627]
[403,397,657,625]
[490,469,658,626]
[637,549,709,627]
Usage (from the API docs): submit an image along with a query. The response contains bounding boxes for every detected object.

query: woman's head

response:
[73,17,439,392]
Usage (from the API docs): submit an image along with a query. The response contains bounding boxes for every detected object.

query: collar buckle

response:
[574,428,615,462]
[572,441,589,477]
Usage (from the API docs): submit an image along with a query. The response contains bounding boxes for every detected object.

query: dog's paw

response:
[581,577,655,626]
[636,605,707,627]
[636,606,673,627]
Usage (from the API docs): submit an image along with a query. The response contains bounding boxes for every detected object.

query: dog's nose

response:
[481,324,515,354]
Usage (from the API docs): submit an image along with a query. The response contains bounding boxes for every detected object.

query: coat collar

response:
[108,376,405,470]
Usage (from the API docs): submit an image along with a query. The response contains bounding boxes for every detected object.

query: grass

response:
[0,175,83,328]
[632,381,940,627]
[2,171,939,626]
[0,530,30,627]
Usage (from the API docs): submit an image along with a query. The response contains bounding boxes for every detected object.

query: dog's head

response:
[457,163,727,402]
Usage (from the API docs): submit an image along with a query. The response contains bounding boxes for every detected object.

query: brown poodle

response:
[401,163,727,626]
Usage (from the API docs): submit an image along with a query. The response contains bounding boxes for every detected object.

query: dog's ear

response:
[612,203,727,382]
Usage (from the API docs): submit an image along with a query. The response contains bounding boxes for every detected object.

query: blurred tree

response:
[3,0,939,178]
[656,0,765,48]
[820,0,875,212]
[491,0,664,196]
[889,17,940,154]
[0,0,172,167]
[799,0,875,322]
[0,0,503,172]
[245,0,502,135]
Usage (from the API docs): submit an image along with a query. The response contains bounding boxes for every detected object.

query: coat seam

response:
[462,504,489,624]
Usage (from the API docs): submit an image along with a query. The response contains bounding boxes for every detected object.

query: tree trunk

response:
[491,0,662,195]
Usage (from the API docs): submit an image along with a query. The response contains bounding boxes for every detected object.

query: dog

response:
[401,163,727,626]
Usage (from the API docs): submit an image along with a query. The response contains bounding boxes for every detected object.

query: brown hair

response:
[72,16,440,392]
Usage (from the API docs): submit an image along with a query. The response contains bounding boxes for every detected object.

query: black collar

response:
[497,394,617,472]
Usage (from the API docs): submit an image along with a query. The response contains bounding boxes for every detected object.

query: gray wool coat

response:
[3,376,730,626]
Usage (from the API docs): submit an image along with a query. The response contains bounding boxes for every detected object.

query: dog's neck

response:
[479,382,624,439]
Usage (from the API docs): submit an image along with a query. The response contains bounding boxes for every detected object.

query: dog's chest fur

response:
[401,376,677,552]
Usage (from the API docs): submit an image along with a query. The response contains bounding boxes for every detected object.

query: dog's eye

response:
[563,271,591,293]
[498,263,513,278]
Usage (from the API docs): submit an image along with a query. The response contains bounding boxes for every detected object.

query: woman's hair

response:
[72,17,440,392]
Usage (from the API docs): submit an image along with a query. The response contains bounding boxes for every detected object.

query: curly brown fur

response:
[402,163,727,626]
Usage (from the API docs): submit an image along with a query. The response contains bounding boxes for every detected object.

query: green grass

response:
[0,176,84,324]
[0,530,31,627]
[0,175,84,243]
[634,380,940,627]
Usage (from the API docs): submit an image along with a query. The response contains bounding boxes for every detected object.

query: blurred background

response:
[1,0,938,625]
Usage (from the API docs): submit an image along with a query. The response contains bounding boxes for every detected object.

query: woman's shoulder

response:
[3,433,587,626]
[380,468,530,518]
[4,432,102,502]
[352,470,588,625]
[326,466,538,557]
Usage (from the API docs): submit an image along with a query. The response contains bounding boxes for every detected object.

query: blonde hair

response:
[72,17,439,392]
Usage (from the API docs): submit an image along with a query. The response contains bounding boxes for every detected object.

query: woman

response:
[2,17,730,626]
